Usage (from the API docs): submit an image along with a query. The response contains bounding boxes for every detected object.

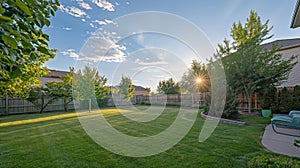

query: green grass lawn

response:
[0,106,299,168]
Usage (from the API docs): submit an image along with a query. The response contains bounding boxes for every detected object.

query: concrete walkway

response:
[262,124,300,158]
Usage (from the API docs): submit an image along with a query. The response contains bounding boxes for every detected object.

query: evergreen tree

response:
[157,78,180,94]
[118,75,135,102]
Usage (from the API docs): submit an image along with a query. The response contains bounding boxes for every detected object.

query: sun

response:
[196,77,202,84]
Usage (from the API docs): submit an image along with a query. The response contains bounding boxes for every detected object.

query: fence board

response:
[0,97,75,115]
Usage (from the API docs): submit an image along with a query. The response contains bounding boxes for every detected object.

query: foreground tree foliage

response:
[118,75,135,101]
[0,0,60,97]
[216,10,297,113]
[157,78,180,94]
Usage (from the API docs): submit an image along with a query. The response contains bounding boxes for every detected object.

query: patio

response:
[262,124,300,158]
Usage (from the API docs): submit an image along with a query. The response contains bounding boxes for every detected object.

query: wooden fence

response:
[0,97,75,116]
[135,93,208,106]
[0,93,262,116]
[135,93,261,111]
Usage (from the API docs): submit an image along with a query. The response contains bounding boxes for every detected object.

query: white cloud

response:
[61,49,79,58]
[134,58,168,66]
[104,19,114,24]
[126,1,130,5]
[63,27,72,31]
[92,20,107,25]
[59,5,89,18]
[137,33,144,45]
[92,19,115,26]
[77,0,92,10]
[79,32,126,63]
[89,23,96,28]
[91,0,115,11]
[115,2,120,6]
[153,75,167,79]
[81,19,86,22]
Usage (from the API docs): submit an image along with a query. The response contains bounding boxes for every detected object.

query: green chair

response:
[271,110,300,137]
[272,110,300,118]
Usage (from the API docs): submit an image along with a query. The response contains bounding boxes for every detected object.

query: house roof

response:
[109,85,149,92]
[262,38,300,51]
[262,38,300,88]
[133,85,148,91]
[45,69,69,78]
[38,69,69,87]
[291,0,300,28]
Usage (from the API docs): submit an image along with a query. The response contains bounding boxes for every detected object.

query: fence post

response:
[191,94,194,105]
[5,95,9,115]
[89,99,91,112]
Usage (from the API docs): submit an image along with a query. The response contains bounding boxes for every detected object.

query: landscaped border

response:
[200,112,246,125]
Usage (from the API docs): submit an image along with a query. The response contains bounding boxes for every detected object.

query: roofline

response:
[262,38,300,51]
[48,69,69,73]
[278,43,300,51]
[291,0,300,28]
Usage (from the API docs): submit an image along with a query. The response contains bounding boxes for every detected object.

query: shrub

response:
[293,85,300,110]
[222,86,238,119]
[97,97,108,107]
[204,86,238,119]
[140,101,151,105]
[279,87,293,114]
[270,90,280,114]
[248,155,300,168]
[259,85,277,109]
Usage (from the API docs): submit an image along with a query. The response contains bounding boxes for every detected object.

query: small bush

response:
[140,101,151,105]
[97,97,108,107]
[279,87,293,114]
[248,155,300,168]
[293,85,300,111]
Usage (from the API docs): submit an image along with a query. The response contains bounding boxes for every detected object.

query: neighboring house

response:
[109,85,150,96]
[236,0,300,110]
[38,69,69,87]
[133,85,150,96]
[262,38,300,88]
[237,38,300,111]
[291,0,300,28]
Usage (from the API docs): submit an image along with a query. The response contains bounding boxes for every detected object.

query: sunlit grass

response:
[0,106,299,168]
[0,113,78,127]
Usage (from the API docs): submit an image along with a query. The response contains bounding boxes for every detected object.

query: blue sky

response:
[44,0,300,91]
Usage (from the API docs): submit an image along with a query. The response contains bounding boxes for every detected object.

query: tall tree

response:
[73,66,109,110]
[26,87,52,113]
[0,0,60,97]
[157,78,180,94]
[46,67,74,112]
[118,75,135,101]
[95,76,110,107]
[26,68,74,113]
[216,10,297,113]
[180,60,210,93]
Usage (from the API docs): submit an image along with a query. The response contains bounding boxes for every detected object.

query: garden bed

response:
[201,112,247,125]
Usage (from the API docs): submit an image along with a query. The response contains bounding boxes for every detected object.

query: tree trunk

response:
[5,95,9,115]
[89,99,91,112]
[63,98,68,112]
[247,94,252,114]
[40,93,44,113]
